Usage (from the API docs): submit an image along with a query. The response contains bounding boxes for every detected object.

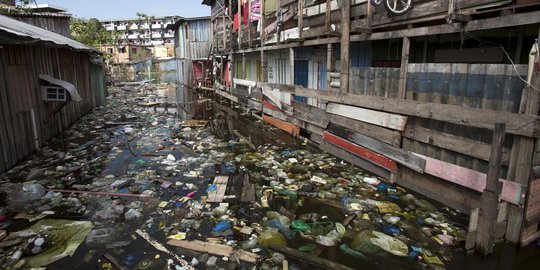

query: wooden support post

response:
[220,54,224,84]
[289,47,295,85]
[475,123,506,256]
[261,50,268,82]
[340,0,350,93]
[506,34,540,243]
[298,0,304,39]
[248,0,252,48]
[325,0,331,32]
[242,52,246,80]
[229,53,234,85]
[229,0,233,52]
[222,15,226,52]
[327,43,334,90]
[261,0,266,46]
[398,36,410,99]
[238,0,242,50]
[367,0,373,28]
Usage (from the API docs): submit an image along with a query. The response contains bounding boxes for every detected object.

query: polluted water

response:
[0,81,539,270]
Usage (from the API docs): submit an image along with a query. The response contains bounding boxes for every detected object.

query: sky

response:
[40,0,210,20]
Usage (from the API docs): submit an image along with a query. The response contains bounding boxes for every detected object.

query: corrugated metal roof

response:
[0,14,96,52]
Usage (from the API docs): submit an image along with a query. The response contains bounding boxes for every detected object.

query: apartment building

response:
[100,16,181,46]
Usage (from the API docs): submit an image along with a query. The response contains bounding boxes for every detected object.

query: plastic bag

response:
[370,231,408,257]
[257,229,287,248]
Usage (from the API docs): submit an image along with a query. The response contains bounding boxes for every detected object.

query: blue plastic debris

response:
[381,225,402,236]
[267,219,295,239]
[213,221,232,232]
[206,184,218,193]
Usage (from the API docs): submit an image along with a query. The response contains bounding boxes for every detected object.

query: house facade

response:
[203,0,540,249]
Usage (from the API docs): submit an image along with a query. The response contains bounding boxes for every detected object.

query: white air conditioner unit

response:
[41,85,68,102]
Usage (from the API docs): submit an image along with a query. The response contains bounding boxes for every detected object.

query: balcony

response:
[164,32,174,38]
[129,24,139,30]
[127,34,139,39]
[151,23,163,29]
[117,25,127,31]
[105,25,115,31]
[140,24,150,29]
[152,33,163,38]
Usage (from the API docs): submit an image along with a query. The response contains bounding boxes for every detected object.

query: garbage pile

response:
[0,82,466,270]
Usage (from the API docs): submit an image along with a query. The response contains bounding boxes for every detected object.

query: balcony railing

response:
[127,34,139,39]
[152,24,163,29]
[129,25,139,30]
[117,25,127,31]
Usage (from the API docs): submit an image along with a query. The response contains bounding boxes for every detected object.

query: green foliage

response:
[70,17,112,47]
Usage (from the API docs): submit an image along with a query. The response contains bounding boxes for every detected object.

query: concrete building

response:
[100,16,181,46]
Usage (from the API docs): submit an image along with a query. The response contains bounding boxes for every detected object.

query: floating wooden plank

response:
[403,125,511,165]
[323,131,397,172]
[136,229,194,269]
[292,101,329,128]
[181,120,209,128]
[296,88,540,138]
[326,102,408,131]
[138,102,160,107]
[414,153,525,205]
[207,176,229,203]
[328,123,425,173]
[240,174,256,203]
[263,114,300,136]
[167,239,260,263]
[268,245,355,270]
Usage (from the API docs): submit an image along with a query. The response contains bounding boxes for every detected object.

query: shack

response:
[203,0,540,251]
[0,14,106,174]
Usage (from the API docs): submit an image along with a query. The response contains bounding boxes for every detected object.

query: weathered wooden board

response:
[415,153,525,205]
[328,113,401,147]
[328,123,425,173]
[323,131,397,172]
[292,101,329,128]
[403,125,511,165]
[297,88,540,138]
[207,176,229,203]
[526,179,540,224]
[326,102,408,131]
[167,239,260,263]
[262,86,283,110]
[215,89,239,103]
[263,114,300,136]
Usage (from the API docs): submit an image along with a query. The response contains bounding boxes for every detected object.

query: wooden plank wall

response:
[0,44,104,174]
[349,67,400,97]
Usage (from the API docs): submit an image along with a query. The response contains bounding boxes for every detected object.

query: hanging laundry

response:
[251,0,261,22]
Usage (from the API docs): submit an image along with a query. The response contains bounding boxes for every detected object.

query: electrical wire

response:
[461,29,540,92]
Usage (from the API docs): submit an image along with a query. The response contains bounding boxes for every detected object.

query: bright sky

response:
[41,0,210,20]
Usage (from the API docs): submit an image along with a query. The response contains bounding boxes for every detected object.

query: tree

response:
[136,12,155,45]
[70,17,112,47]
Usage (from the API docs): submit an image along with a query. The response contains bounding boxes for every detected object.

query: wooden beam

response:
[415,153,524,205]
[328,122,425,173]
[296,88,540,138]
[238,0,242,49]
[325,0,331,32]
[289,47,295,84]
[269,245,355,270]
[398,36,410,99]
[403,125,511,165]
[327,43,334,90]
[263,114,300,136]
[475,123,505,256]
[320,140,391,180]
[298,0,304,39]
[242,53,246,79]
[326,102,408,131]
[507,55,540,242]
[167,240,260,263]
[261,50,268,82]
[340,0,350,93]
[292,101,329,128]
[261,0,266,47]
[248,0,253,47]
[329,113,401,147]
[398,166,480,214]
[324,131,398,172]
[265,7,295,35]
[207,176,229,202]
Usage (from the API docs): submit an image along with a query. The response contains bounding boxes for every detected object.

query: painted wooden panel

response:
[263,115,300,136]
[326,102,408,131]
[525,179,540,223]
[415,153,525,205]
[323,131,398,172]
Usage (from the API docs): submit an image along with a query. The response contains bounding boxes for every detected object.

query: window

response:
[108,48,113,54]
[131,48,137,54]
[119,47,126,53]
[41,86,67,102]
[276,59,287,84]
